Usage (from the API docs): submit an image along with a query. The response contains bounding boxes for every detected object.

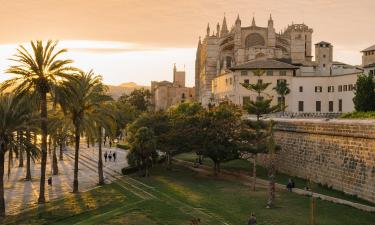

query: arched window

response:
[245,33,265,48]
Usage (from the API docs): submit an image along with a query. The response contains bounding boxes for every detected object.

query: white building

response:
[195,15,367,113]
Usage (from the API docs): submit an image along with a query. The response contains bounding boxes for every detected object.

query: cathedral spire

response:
[206,23,210,36]
[235,14,241,26]
[268,14,273,27]
[251,16,256,27]
[220,14,228,37]
[216,22,220,37]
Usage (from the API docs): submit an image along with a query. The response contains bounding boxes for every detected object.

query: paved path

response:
[3,143,128,215]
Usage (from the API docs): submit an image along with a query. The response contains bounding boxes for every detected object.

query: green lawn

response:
[175,152,375,207]
[3,165,375,225]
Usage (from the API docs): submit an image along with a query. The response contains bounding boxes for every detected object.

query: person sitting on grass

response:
[248,213,256,225]
[287,178,294,192]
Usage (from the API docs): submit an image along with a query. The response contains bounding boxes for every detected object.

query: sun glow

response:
[0,40,196,86]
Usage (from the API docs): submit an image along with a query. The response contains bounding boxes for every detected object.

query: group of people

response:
[104,151,117,162]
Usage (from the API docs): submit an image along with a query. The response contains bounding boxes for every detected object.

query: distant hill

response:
[106,82,150,99]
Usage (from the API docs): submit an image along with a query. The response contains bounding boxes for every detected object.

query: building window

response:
[338,99,343,112]
[329,101,333,112]
[323,54,326,58]
[316,101,321,112]
[280,71,287,76]
[266,70,273,76]
[244,79,249,84]
[241,71,248,76]
[243,96,250,105]
[256,96,264,102]
[323,64,326,68]
[343,85,348,91]
[257,79,263,85]
[299,86,303,92]
[229,78,233,85]
[315,86,322,92]
[182,93,185,99]
[338,85,342,92]
[328,86,334,92]
[225,78,228,85]
[298,101,304,112]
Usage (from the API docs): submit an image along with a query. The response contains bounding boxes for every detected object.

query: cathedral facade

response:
[195,15,364,113]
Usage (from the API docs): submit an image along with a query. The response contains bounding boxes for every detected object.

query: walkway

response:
[3,143,128,215]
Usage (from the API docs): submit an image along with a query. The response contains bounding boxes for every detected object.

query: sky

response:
[0,0,374,86]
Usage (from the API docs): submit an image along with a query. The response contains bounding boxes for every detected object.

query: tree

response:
[57,70,112,192]
[353,73,375,112]
[266,120,277,208]
[166,102,205,169]
[0,94,38,218]
[199,102,242,175]
[118,88,151,112]
[273,80,290,114]
[3,40,76,203]
[241,69,279,121]
[128,127,156,177]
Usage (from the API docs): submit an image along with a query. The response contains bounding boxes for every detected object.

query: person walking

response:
[108,151,112,162]
[109,139,112,148]
[104,151,108,162]
[113,152,116,162]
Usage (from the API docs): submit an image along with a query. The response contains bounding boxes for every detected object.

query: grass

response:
[340,111,375,119]
[175,152,375,207]
[3,165,375,225]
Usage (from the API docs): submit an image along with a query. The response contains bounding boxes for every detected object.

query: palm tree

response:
[91,103,116,185]
[273,80,290,115]
[3,40,76,203]
[57,71,112,192]
[0,94,37,218]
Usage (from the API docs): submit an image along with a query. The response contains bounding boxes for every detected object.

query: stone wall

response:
[258,118,375,203]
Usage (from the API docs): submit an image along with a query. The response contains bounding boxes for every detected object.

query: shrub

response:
[121,166,138,175]
[340,111,375,119]
[117,143,130,150]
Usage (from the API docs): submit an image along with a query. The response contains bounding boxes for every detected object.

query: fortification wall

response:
[258,119,375,203]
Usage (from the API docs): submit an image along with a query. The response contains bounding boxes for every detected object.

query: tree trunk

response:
[25,131,32,181]
[98,126,104,185]
[38,91,48,204]
[73,124,80,193]
[166,152,172,170]
[267,155,276,208]
[0,144,6,218]
[252,155,257,191]
[7,149,12,179]
[18,131,23,167]
[52,140,58,175]
[59,142,63,161]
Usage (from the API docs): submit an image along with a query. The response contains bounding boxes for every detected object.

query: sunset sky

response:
[0,0,374,86]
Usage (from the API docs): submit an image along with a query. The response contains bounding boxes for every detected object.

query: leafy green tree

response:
[128,127,156,177]
[353,73,375,112]
[57,70,112,192]
[0,94,38,217]
[273,80,290,114]
[2,40,76,203]
[166,102,205,169]
[118,88,151,112]
[199,102,242,175]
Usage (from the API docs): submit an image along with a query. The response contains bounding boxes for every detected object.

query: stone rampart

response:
[258,118,375,203]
